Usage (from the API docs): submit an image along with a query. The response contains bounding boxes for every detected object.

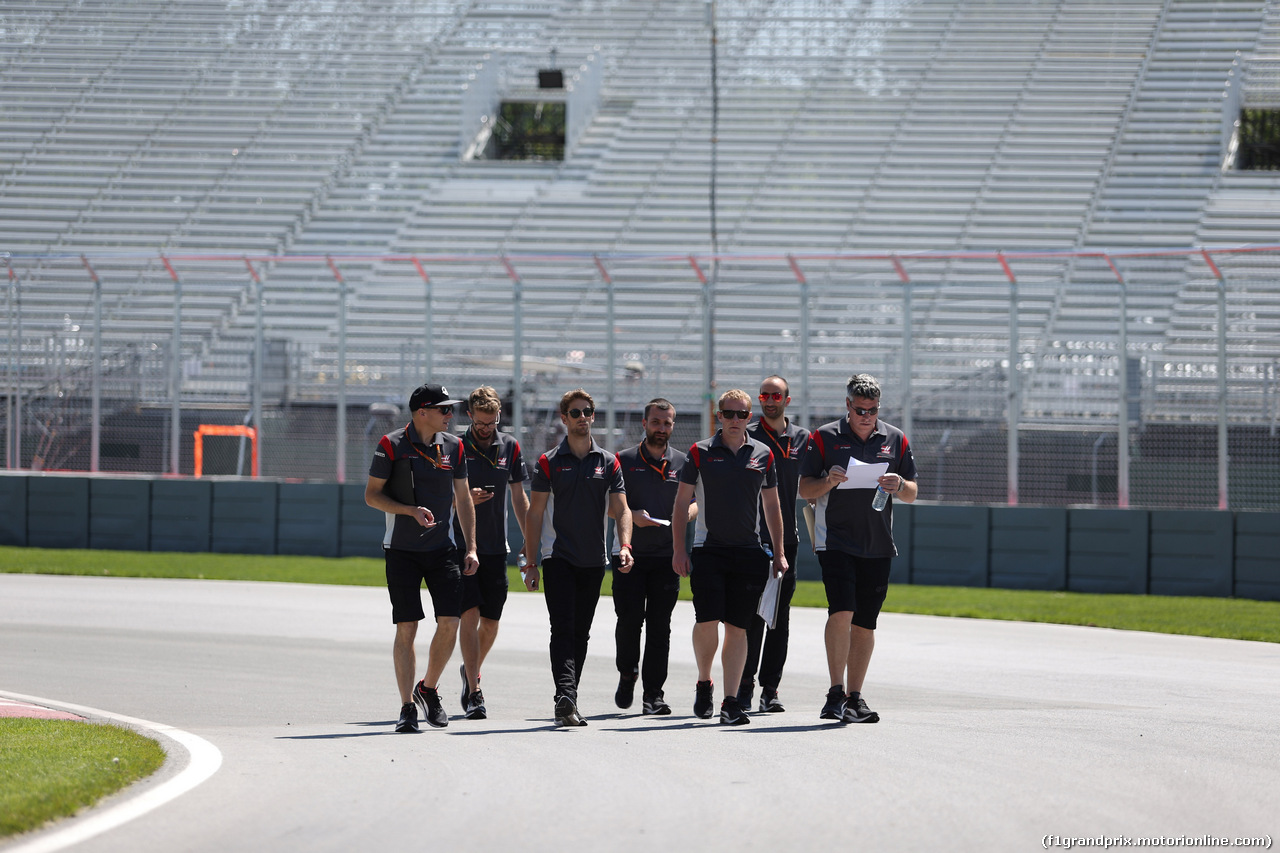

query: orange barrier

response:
[193,425,258,478]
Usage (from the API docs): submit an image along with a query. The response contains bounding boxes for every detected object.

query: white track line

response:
[0,690,222,853]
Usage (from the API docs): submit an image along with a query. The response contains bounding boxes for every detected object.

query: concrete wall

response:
[1,472,1276,602]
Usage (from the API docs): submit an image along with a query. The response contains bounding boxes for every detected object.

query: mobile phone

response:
[481,484,496,493]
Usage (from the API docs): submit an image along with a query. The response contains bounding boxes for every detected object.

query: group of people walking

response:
[364,373,916,732]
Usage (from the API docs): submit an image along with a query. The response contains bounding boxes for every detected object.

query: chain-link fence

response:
[3,248,1278,510]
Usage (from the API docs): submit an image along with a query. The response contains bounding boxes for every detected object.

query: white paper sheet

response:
[835,460,889,489]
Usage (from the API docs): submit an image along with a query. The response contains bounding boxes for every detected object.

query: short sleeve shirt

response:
[369,425,468,552]
[614,442,686,558]
[747,418,809,548]
[453,429,528,556]
[799,417,917,558]
[679,431,777,549]
[530,438,625,567]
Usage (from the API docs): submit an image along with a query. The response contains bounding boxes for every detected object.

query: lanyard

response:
[639,444,668,479]
[758,421,790,460]
[405,426,443,468]
[464,429,502,469]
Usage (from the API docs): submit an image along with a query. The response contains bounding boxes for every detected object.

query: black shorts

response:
[461,552,510,621]
[385,546,463,623]
[690,545,769,629]
[818,551,892,630]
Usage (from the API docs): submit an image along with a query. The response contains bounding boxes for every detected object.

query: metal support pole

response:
[1201,250,1229,510]
[893,256,913,438]
[5,258,15,469]
[503,257,524,450]
[242,259,264,473]
[596,257,616,446]
[81,255,102,473]
[1108,257,1130,508]
[328,256,348,484]
[412,257,433,380]
[691,256,713,435]
[999,253,1019,506]
[706,0,720,438]
[787,256,810,429]
[162,257,183,475]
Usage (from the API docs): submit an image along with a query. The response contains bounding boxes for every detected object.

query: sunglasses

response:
[850,405,879,417]
[566,407,595,419]
[719,409,751,420]
[758,392,785,402]
[420,405,454,415]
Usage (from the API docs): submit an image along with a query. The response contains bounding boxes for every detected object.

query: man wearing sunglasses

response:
[365,382,480,734]
[610,397,697,717]
[523,389,634,727]
[672,389,789,726]
[739,375,810,714]
[453,386,530,720]
[799,374,917,725]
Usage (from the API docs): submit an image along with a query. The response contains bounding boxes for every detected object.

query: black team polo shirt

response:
[369,425,467,552]
[613,442,686,559]
[530,437,625,568]
[747,417,809,550]
[679,431,777,549]
[453,428,528,556]
[799,417,917,558]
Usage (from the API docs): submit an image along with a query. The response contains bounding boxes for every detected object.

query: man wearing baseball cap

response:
[365,382,480,733]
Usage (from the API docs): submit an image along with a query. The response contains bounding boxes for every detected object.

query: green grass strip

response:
[3,546,1276,643]
[0,719,165,838]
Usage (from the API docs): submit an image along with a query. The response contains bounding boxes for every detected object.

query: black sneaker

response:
[615,669,638,709]
[395,702,420,734]
[693,680,715,719]
[554,695,588,727]
[758,687,785,713]
[719,696,751,726]
[820,686,846,720]
[459,663,471,713]
[465,688,487,720]
[642,692,672,716]
[736,678,754,712]
[842,695,880,724]
[413,680,448,728]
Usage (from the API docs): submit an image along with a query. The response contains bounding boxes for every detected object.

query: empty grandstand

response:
[2,0,1278,508]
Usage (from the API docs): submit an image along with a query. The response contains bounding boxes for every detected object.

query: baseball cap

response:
[409,383,464,410]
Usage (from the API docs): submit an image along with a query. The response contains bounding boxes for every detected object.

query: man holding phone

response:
[454,386,529,720]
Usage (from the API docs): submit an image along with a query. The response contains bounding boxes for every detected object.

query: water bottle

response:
[871,485,889,512]
[517,554,528,579]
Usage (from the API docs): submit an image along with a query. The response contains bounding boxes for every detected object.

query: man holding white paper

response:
[611,398,696,716]
[799,374,917,724]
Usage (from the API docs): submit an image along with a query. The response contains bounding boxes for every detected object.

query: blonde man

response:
[672,390,788,725]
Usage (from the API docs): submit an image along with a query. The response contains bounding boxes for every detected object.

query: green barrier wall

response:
[1,474,1274,601]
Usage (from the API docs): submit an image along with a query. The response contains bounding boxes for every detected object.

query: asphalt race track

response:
[1,573,1277,853]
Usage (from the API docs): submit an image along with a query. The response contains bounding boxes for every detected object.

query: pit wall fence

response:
[1,472,1274,602]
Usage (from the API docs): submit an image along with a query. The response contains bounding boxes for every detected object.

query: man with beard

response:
[454,386,530,720]
[523,389,634,727]
[611,398,697,716]
[738,375,809,714]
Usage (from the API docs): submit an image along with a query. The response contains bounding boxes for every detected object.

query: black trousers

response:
[612,553,681,696]
[740,540,798,694]
[541,557,606,703]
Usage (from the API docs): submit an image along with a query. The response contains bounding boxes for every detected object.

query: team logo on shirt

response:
[877,445,894,459]
[593,465,605,477]
[745,457,766,471]
[497,456,508,467]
